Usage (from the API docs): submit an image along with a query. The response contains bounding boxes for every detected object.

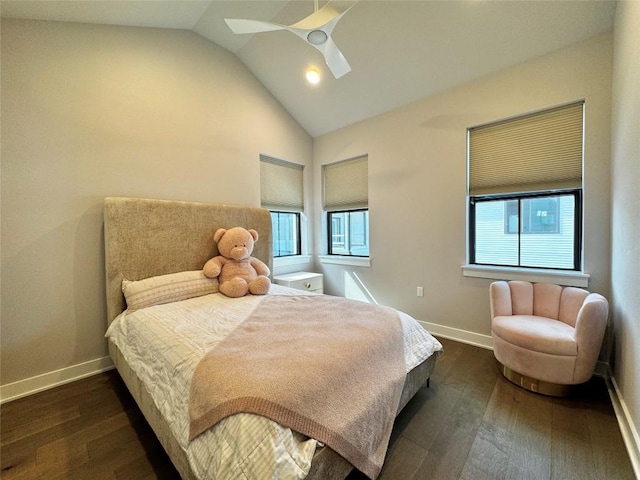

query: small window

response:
[260,155,304,258]
[323,155,369,257]
[270,211,301,257]
[328,209,369,256]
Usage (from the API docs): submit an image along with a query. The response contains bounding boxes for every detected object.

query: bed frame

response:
[103,196,437,479]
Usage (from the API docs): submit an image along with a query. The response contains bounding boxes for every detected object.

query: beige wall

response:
[0,19,312,385]
[611,0,640,465]
[313,33,613,339]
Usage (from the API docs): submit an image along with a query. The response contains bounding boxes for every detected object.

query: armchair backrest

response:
[491,280,590,327]
[559,286,591,327]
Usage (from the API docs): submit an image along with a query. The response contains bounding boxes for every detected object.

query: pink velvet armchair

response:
[490,281,608,396]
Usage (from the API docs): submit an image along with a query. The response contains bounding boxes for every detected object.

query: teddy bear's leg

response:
[248,276,271,295]
[220,278,249,298]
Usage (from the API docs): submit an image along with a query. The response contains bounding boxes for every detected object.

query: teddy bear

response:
[203,226,271,298]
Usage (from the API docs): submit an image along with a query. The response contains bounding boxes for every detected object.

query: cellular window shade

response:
[260,155,304,212]
[469,102,584,196]
[323,155,368,210]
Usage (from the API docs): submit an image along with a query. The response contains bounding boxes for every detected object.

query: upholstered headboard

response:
[103,197,273,324]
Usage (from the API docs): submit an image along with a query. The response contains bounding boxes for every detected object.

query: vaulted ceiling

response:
[1,0,616,136]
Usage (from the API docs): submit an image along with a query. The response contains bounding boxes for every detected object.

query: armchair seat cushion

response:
[492,315,577,356]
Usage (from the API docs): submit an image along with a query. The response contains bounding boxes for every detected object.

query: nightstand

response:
[273,272,324,294]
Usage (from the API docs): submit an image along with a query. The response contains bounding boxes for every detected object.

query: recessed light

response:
[306,67,321,84]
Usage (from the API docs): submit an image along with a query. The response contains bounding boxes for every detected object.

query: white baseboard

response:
[418,320,494,350]
[0,356,114,404]
[605,367,640,479]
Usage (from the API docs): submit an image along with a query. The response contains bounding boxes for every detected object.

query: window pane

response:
[473,192,577,269]
[270,211,300,257]
[329,210,369,256]
[475,200,519,265]
[330,213,345,252]
[520,195,574,268]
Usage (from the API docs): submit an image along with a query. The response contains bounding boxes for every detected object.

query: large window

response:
[468,102,584,271]
[323,155,369,257]
[260,155,304,258]
[471,190,581,269]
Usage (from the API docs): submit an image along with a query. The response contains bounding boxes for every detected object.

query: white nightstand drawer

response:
[274,272,324,294]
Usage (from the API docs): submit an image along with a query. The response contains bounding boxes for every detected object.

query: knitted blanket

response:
[188,294,406,479]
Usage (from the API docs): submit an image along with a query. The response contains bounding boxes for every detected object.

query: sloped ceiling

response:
[1,0,616,137]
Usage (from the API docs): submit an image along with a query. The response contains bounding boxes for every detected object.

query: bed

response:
[103,196,442,480]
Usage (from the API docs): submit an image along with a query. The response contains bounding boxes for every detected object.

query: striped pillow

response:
[122,270,219,311]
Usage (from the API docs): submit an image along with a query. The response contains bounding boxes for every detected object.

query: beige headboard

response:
[103,197,273,324]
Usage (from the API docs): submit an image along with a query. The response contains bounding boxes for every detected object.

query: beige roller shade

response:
[260,155,304,212]
[469,102,584,195]
[323,155,368,211]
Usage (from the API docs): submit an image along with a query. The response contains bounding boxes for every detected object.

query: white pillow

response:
[122,270,219,311]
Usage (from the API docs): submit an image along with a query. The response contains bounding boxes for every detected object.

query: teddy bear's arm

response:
[249,257,270,277]
[203,256,226,278]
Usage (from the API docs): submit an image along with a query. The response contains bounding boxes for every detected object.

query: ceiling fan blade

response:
[289,1,351,31]
[323,37,351,79]
[225,18,285,35]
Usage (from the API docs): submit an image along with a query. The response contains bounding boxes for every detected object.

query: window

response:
[471,190,581,269]
[260,155,304,258]
[270,211,300,257]
[468,102,584,271]
[328,209,369,256]
[323,155,369,257]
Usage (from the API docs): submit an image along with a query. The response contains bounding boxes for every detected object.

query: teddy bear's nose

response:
[230,246,247,260]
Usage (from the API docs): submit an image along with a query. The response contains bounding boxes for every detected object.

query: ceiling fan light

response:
[306,68,321,84]
[307,30,328,45]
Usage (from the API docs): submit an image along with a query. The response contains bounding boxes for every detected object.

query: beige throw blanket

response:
[189,294,406,479]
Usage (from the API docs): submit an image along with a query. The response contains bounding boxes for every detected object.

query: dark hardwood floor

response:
[1,337,635,479]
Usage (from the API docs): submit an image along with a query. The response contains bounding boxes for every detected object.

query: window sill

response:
[461,264,589,288]
[318,255,371,267]
[273,255,312,268]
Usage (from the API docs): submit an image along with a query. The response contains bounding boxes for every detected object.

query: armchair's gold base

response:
[500,364,572,397]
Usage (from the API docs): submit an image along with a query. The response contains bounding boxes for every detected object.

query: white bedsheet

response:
[106,285,443,479]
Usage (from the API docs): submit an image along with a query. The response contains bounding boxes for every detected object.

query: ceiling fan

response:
[225,1,356,79]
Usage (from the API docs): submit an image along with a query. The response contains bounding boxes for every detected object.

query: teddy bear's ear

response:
[213,228,227,243]
[248,229,259,242]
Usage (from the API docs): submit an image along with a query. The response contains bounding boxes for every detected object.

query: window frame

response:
[327,208,370,257]
[469,189,582,271]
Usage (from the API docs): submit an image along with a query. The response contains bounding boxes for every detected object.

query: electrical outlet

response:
[417,286,424,297]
